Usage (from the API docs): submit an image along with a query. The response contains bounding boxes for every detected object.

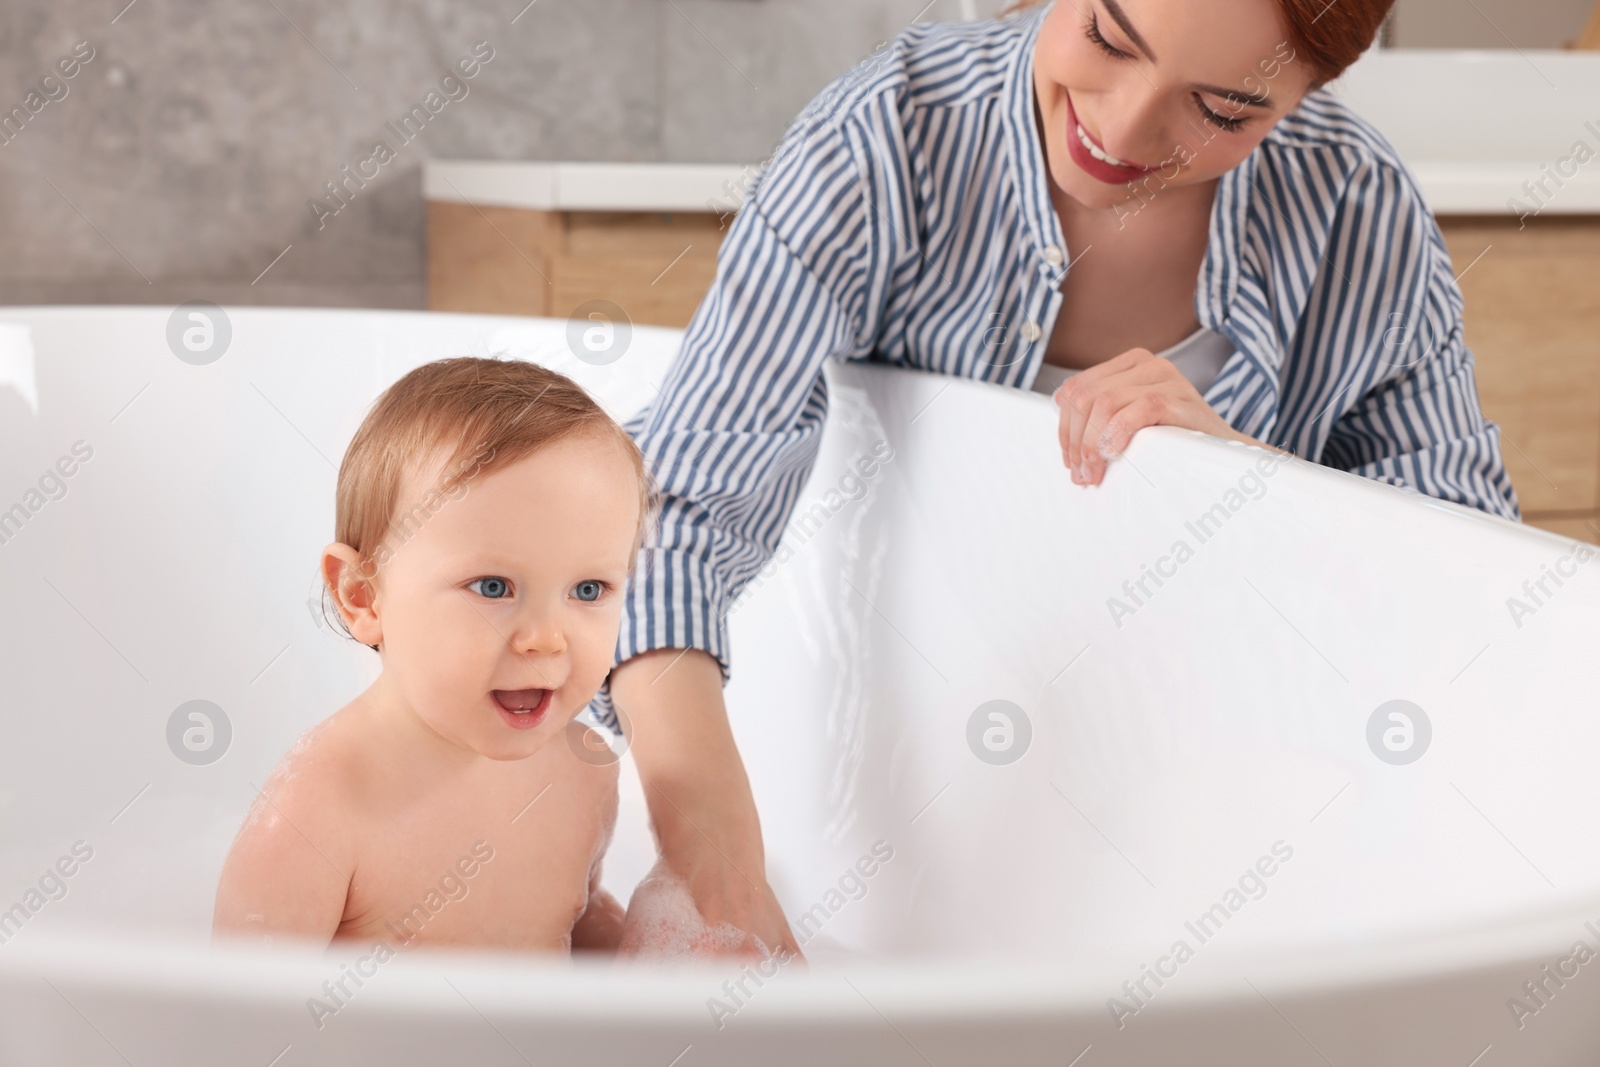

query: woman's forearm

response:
[609,646,800,957]
[610,647,765,871]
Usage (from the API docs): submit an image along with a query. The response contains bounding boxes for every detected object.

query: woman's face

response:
[1033,0,1318,213]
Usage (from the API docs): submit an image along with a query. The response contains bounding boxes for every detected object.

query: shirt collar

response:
[1003,2,1067,271]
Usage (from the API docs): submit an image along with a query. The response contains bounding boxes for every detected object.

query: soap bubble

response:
[618,860,764,961]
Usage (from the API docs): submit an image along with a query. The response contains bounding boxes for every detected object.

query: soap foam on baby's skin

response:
[620,860,764,961]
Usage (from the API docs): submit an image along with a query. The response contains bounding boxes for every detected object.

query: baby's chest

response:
[341,807,601,951]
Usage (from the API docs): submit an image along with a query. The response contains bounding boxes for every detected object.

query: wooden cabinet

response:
[426,202,725,328]
[1440,217,1600,542]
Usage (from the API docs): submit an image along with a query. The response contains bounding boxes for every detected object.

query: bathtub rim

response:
[3,896,1597,1025]
[0,300,1559,539]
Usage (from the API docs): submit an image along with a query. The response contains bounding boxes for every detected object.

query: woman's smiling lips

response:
[1062,89,1155,185]
[492,687,551,730]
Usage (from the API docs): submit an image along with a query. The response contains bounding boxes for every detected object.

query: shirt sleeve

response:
[1317,157,1523,523]
[587,92,895,732]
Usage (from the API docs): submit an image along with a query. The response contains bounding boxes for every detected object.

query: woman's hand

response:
[654,838,797,962]
[1052,347,1266,485]
[617,856,798,965]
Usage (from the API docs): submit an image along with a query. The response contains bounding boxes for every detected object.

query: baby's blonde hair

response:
[323,357,658,644]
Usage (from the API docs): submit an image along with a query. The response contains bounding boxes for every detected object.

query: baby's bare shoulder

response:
[214,713,365,941]
[246,712,370,840]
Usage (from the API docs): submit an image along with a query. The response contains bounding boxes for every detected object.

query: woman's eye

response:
[1196,95,1249,133]
[1084,15,1132,60]
[470,576,512,600]
[572,580,608,603]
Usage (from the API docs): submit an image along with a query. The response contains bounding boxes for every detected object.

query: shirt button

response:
[1022,321,1043,342]
[1042,245,1064,265]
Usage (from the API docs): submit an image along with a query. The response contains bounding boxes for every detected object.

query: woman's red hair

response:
[1002,0,1395,87]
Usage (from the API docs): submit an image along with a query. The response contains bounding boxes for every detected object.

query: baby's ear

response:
[320,543,383,648]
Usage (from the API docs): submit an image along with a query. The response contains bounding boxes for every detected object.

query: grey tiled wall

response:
[6,0,1579,312]
[0,0,1008,310]
[1391,0,1594,49]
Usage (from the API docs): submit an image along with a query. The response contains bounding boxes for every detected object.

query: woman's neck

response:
[1052,173,1220,239]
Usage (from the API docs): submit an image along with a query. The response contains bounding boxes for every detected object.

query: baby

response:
[213,356,656,954]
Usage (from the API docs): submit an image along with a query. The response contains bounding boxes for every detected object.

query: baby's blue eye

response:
[470,577,511,599]
[572,580,605,603]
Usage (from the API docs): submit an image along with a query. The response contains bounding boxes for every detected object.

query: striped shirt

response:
[589,1,1521,726]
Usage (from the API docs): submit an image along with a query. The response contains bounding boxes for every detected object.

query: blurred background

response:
[0,0,1593,309]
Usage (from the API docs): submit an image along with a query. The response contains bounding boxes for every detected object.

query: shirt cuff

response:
[586,546,732,733]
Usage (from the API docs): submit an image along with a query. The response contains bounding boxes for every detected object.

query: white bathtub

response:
[1,305,1598,1065]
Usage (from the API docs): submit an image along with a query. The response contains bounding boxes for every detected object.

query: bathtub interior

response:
[1,305,1598,996]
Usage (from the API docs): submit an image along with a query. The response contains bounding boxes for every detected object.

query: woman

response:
[595,0,1521,958]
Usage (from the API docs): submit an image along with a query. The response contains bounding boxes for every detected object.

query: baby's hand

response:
[571,886,626,953]
[617,860,767,961]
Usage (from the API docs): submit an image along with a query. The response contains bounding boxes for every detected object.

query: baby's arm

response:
[568,731,623,952]
[212,774,353,945]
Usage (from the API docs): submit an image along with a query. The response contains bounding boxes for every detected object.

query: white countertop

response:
[1325,48,1600,217]
[424,159,1600,218]
[425,49,1600,217]
[424,161,747,213]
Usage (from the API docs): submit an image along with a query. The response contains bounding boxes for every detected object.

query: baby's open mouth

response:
[492,688,551,729]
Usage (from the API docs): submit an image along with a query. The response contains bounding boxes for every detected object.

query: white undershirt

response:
[1029,326,1235,398]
